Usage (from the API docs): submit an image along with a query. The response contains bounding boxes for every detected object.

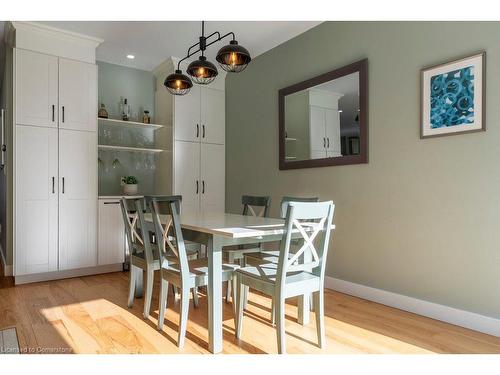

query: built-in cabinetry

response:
[98,199,126,266]
[2,22,106,283]
[309,89,343,159]
[154,58,226,215]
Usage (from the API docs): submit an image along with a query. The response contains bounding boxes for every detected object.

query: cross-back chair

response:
[234,200,335,354]
[150,196,240,349]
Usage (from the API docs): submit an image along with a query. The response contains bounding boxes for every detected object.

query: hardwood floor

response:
[0,270,499,354]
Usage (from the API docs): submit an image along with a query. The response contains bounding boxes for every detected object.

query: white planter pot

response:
[123,184,138,195]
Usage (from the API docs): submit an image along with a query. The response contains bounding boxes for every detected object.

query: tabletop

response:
[141,212,335,239]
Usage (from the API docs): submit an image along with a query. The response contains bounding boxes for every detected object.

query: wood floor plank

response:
[0,271,499,354]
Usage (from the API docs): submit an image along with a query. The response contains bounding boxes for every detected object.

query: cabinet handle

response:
[62,106,65,123]
[52,105,55,122]
[196,124,199,138]
[62,177,65,194]
[202,180,205,194]
[52,177,55,194]
[327,137,330,148]
[202,125,205,138]
[196,180,199,194]
[323,137,326,148]
[103,201,120,205]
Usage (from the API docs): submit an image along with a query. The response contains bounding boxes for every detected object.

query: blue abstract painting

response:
[429,66,474,129]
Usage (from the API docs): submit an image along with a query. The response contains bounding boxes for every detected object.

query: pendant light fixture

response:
[164,21,251,95]
[216,40,251,72]
[164,70,193,95]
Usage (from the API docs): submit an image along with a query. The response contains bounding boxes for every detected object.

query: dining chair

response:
[244,196,320,266]
[223,195,271,302]
[234,200,335,354]
[121,197,161,319]
[149,196,240,349]
[121,196,199,320]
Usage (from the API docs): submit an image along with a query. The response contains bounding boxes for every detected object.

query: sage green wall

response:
[97,61,155,121]
[225,21,500,319]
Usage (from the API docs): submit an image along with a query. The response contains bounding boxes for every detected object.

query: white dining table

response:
[138,211,334,354]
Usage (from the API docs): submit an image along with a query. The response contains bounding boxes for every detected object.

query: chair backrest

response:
[242,195,271,217]
[120,197,154,263]
[149,196,189,278]
[280,196,319,219]
[276,201,335,289]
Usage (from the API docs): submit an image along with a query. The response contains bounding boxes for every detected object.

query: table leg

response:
[207,235,223,353]
[135,270,143,298]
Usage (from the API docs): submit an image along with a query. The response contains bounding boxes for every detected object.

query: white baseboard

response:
[325,276,500,338]
[14,263,123,284]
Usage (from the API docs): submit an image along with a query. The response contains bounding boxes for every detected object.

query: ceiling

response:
[27,21,322,71]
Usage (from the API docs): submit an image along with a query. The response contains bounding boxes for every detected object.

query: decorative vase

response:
[123,183,138,195]
[98,103,109,118]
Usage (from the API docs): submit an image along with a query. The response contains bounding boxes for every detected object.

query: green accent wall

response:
[97,61,155,121]
[225,21,500,319]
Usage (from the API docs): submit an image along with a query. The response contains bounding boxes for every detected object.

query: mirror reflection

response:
[284,72,360,161]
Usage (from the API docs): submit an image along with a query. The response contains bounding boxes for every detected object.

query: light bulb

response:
[198,67,205,76]
[230,52,237,66]
[175,80,181,89]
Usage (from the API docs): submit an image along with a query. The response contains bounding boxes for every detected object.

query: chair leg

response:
[143,269,154,319]
[231,276,237,318]
[235,275,245,339]
[313,289,325,348]
[178,287,190,349]
[192,287,200,308]
[271,297,276,326]
[309,293,314,311]
[158,278,169,330]
[276,294,286,354]
[127,265,137,308]
[225,280,231,303]
[243,286,249,310]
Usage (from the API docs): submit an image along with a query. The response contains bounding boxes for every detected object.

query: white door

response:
[15,49,58,128]
[59,129,97,270]
[309,106,326,158]
[174,85,201,142]
[325,109,342,157]
[200,143,225,213]
[174,140,200,215]
[59,58,97,132]
[15,125,58,275]
[98,199,125,266]
[201,87,225,145]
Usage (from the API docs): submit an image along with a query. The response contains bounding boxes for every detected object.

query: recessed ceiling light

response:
[126,55,135,59]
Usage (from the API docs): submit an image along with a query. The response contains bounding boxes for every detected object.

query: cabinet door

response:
[325,108,342,156]
[59,129,97,270]
[59,58,97,132]
[174,140,200,215]
[201,87,225,145]
[174,85,201,142]
[15,49,58,128]
[200,143,225,213]
[98,200,125,266]
[15,125,58,275]
[309,106,326,158]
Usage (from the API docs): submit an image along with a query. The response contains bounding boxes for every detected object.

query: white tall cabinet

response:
[2,22,103,283]
[154,58,226,215]
[308,89,343,159]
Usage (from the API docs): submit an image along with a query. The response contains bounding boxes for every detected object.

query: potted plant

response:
[121,175,138,195]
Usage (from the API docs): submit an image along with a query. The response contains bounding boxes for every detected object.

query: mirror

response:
[279,59,368,169]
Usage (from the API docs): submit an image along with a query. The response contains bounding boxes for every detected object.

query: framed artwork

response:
[421,51,485,139]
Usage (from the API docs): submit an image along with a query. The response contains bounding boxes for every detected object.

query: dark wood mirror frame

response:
[278,59,368,170]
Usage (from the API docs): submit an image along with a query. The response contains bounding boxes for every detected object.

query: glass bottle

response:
[143,110,151,124]
[121,98,130,121]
